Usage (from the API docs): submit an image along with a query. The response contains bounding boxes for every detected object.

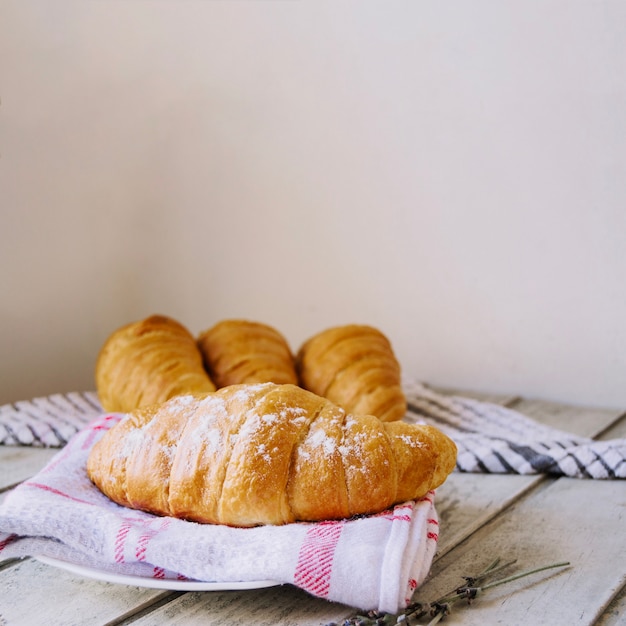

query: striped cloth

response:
[0,413,438,613]
[403,381,626,480]
[1,385,625,479]
[0,392,102,447]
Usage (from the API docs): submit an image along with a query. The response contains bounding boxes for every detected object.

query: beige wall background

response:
[2,1,625,409]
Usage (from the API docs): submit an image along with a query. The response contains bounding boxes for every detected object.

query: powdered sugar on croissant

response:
[87,383,456,527]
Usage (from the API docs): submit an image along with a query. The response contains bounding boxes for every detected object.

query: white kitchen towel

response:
[1,384,624,478]
[0,413,439,614]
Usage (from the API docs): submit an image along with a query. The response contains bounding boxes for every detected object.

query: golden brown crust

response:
[95,315,215,413]
[86,403,158,508]
[87,383,457,527]
[197,319,298,388]
[296,324,407,422]
[286,399,349,521]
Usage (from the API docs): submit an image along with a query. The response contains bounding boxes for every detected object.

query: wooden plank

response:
[596,583,626,626]
[121,584,352,626]
[413,476,626,626]
[0,445,58,492]
[595,412,626,625]
[429,385,520,406]
[410,399,626,626]
[0,557,175,626]
[511,398,625,439]
[435,473,539,558]
[597,411,626,440]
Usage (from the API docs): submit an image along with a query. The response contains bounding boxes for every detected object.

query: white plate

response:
[34,555,281,591]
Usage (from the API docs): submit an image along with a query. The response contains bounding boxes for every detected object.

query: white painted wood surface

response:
[416,477,626,625]
[0,558,173,626]
[0,391,624,626]
[0,446,57,491]
[593,415,626,626]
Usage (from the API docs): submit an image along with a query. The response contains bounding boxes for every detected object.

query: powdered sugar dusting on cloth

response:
[0,414,438,614]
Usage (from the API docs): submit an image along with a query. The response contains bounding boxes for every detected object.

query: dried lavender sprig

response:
[471,560,571,594]
[326,611,397,626]
[327,558,570,626]
[398,557,513,623]
[434,560,570,606]
[423,560,571,625]
[456,557,518,589]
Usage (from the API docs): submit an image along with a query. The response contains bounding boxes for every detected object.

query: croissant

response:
[87,383,456,527]
[197,319,298,388]
[95,314,216,413]
[296,325,407,422]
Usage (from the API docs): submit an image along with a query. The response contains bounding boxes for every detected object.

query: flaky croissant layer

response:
[87,383,457,527]
[297,324,407,422]
[95,314,215,413]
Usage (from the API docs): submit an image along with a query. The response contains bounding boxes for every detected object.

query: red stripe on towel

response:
[135,534,150,561]
[114,522,131,563]
[294,521,343,598]
[82,415,122,450]
[25,482,93,506]
[0,533,18,553]
[135,518,171,561]
[384,513,412,522]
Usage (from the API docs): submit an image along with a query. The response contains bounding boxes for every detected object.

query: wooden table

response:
[1,390,625,625]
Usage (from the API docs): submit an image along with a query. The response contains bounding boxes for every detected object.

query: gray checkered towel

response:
[403,382,625,479]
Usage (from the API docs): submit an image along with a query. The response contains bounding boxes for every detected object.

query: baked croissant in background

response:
[95,314,215,413]
[87,383,456,527]
[296,324,407,422]
[197,319,298,388]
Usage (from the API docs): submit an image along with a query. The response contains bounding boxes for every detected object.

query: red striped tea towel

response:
[0,414,439,614]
